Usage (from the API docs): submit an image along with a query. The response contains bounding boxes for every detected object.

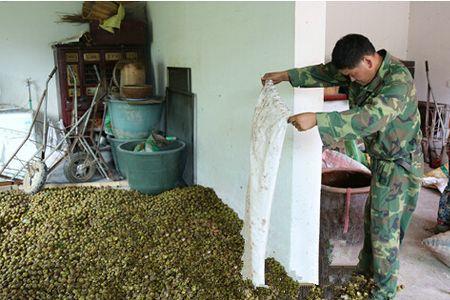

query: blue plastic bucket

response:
[118,140,186,195]
[108,98,162,139]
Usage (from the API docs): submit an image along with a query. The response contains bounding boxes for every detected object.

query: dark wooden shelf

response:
[53,44,147,128]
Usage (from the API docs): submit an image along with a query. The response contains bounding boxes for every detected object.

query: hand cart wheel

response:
[23,160,48,194]
[63,151,97,183]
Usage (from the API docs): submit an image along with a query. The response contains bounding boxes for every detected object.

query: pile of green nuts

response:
[333,274,375,299]
[0,186,299,299]
[306,274,376,299]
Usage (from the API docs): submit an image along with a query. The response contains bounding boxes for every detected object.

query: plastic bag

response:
[422,163,449,193]
[133,131,177,152]
[103,109,113,136]
[241,80,291,287]
[322,149,370,173]
[133,135,160,152]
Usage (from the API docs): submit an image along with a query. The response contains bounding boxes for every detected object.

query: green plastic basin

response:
[118,140,186,195]
[108,98,162,139]
[106,135,145,178]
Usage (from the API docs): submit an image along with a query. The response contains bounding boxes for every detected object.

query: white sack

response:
[422,230,450,267]
[241,80,291,287]
[0,109,36,179]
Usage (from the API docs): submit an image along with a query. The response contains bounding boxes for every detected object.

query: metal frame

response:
[424,61,449,166]
[0,65,113,185]
[0,67,57,181]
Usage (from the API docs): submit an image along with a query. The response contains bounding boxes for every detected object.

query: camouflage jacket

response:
[287,50,422,168]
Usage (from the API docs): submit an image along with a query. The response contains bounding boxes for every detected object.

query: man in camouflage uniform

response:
[262,34,423,299]
[437,178,450,232]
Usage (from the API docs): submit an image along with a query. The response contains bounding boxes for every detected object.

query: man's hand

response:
[288,113,317,132]
[261,71,289,85]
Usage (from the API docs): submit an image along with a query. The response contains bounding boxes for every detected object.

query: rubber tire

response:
[22,160,48,194]
[63,151,97,183]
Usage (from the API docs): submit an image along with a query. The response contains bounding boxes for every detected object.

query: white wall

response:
[0,2,88,119]
[407,2,450,103]
[147,1,296,270]
[326,1,410,60]
[325,1,450,105]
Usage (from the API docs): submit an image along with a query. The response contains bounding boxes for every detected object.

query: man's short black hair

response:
[331,34,376,70]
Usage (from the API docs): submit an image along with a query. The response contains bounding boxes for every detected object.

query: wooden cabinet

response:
[53,45,147,127]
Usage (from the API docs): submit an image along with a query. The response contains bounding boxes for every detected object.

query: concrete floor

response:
[397,187,450,300]
[330,185,450,299]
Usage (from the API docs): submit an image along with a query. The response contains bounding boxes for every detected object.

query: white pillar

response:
[288,1,326,284]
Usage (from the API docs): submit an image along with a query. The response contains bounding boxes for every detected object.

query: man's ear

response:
[363,56,373,69]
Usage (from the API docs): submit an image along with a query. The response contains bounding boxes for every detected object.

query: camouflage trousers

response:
[357,154,423,300]
[437,178,450,228]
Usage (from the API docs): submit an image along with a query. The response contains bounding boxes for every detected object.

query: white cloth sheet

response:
[241,80,291,287]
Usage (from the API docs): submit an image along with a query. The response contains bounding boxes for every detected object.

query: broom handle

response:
[425,61,431,140]
[425,61,446,147]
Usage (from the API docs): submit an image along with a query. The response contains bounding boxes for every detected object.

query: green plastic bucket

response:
[118,140,186,195]
[106,135,144,178]
[108,98,162,139]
